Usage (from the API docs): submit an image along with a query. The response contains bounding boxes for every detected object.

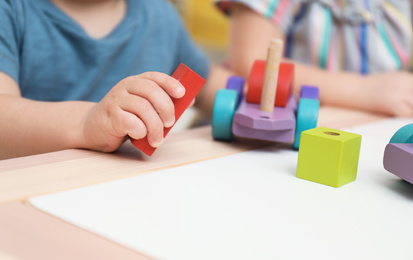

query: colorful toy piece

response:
[246,61,294,108]
[211,39,319,148]
[260,39,284,112]
[211,76,245,141]
[293,86,320,149]
[300,85,320,99]
[232,94,297,142]
[212,89,239,141]
[383,124,413,184]
[383,143,413,184]
[225,76,244,105]
[388,123,413,143]
[131,63,206,156]
[296,127,362,188]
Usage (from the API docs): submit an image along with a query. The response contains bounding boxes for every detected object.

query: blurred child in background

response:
[216,0,413,117]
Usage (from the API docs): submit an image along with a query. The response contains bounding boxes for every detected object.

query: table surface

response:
[0,106,398,260]
[29,117,413,260]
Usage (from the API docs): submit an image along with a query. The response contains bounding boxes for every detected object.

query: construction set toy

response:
[211,39,320,150]
[211,39,365,188]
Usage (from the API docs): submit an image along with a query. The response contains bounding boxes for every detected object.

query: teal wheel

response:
[294,98,320,149]
[389,124,413,143]
[212,89,238,141]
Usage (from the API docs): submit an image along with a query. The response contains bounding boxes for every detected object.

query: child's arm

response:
[0,71,185,159]
[227,3,413,117]
[195,64,234,118]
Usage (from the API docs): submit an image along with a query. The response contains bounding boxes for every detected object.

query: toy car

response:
[211,40,319,149]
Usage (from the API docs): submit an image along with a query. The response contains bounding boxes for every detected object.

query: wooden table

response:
[0,106,387,260]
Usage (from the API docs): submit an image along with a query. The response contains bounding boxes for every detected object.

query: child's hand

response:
[361,71,413,117]
[81,72,185,152]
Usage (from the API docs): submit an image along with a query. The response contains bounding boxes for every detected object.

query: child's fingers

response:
[120,95,165,147]
[135,72,185,99]
[126,78,177,128]
[112,108,148,140]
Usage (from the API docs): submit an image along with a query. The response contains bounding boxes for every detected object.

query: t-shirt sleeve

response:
[166,2,211,81]
[214,0,299,34]
[0,0,22,83]
[176,25,211,81]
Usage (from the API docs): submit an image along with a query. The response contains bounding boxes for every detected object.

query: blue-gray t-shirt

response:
[0,0,210,102]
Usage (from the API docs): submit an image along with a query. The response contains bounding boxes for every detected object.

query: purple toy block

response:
[300,86,319,100]
[383,143,413,184]
[226,76,245,106]
[232,95,297,142]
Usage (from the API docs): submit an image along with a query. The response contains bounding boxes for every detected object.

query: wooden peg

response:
[260,39,283,112]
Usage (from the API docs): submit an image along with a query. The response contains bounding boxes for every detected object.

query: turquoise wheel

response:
[389,124,413,143]
[293,98,320,149]
[212,89,238,141]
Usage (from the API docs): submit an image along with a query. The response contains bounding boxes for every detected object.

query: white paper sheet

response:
[30,118,413,260]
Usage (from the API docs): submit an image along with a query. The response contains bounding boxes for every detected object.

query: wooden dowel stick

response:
[260,39,284,112]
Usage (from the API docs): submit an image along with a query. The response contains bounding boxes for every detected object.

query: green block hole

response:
[324,131,340,136]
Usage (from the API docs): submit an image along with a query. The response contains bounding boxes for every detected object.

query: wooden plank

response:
[0,106,387,204]
[0,202,154,260]
[0,126,266,204]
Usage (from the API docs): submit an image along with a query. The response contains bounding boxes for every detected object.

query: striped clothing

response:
[216,0,412,74]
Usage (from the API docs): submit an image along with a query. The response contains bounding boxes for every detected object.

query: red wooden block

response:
[246,60,294,108]
[131,64,206,156]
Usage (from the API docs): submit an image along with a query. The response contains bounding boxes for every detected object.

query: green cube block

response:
[296,127,362,187]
